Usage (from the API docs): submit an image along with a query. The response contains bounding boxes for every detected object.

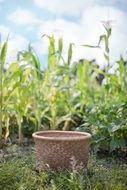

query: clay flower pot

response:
[32,130,91,171]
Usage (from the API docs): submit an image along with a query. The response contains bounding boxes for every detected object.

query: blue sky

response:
[0,0,127,68]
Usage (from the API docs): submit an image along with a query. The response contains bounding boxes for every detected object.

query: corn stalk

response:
[0,39,8,148]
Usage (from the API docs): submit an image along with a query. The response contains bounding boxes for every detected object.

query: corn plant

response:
[0,25,127,152]
[0,39,8,147]
[39,36,83,130]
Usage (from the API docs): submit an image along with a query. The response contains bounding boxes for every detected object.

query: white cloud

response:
[80,6,127,63]
[33,0,101,16]
[36,6,127,67]
[3,2,127,68]
[33,38,48,56]
[0,25,10,39]
[8,7,41,26]
[0,29,28,69]
[37,19,81,42]
[6,35,28,64]
[0,26,28,66]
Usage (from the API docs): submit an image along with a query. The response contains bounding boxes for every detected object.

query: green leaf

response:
[0,39,8,68]
[110,138,126,151]
[118,56,124,77]
[97,35,106,46]
[82,44,99,48]
[112,125,121,132]
[58,38,63,61]
[103,53,109,62]
[67,43,74,65]
[48,36,56,70]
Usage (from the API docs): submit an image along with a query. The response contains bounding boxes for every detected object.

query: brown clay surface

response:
[33,130,91,171]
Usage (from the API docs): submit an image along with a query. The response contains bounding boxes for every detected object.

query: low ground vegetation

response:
[0,145,127,190]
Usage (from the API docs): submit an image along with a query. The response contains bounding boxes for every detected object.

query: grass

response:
[0,145,127,190]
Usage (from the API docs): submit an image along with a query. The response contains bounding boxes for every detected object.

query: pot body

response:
[32,130,91,171]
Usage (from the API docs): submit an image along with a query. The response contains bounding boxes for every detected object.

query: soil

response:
[96,148,127,164]
[0,143,35,160]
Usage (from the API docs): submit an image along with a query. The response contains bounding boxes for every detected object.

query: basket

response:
[32,130,91,171]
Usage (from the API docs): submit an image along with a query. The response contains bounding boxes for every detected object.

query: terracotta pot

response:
[32,130,91,171]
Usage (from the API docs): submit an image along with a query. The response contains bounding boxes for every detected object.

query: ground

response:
[0,144,127,190]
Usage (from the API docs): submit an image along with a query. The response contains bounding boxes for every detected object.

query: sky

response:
[0,0,127,68]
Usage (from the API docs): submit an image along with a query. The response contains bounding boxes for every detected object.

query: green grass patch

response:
[0,146,127,190]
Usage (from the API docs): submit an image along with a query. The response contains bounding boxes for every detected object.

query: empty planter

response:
[32,130,91,171]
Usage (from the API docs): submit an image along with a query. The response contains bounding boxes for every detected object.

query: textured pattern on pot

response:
[32,130,91,171]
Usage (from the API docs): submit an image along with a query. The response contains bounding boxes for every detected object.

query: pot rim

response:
[32,130,91,141]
